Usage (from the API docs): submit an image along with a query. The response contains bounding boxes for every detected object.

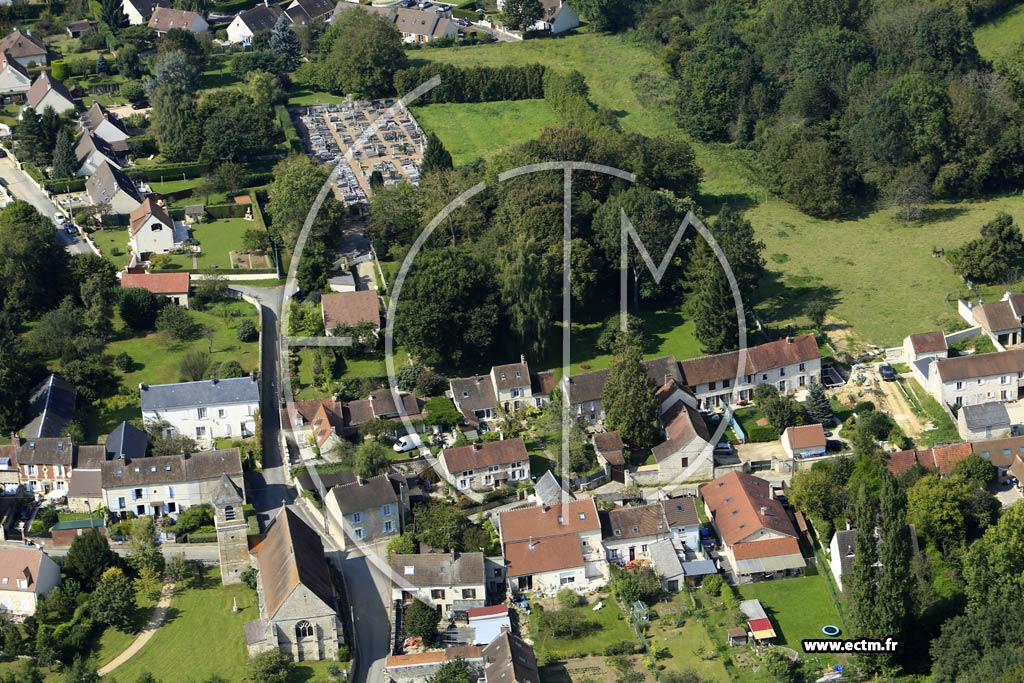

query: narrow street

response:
[0,156,92,255]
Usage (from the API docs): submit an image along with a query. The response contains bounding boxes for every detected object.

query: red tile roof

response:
[467,604,508,619]
[783,424,826,450]
[442,438,528,473]
[499,497,599,544]
[129,197,173,236]
[908,331,947,354]
[504,534,584,577]
[321,290,380,331]
[680,334,820,387]
[120,272,189,294]
[699,471,797,546]
[731,537,801,561]
[932,442,973,475]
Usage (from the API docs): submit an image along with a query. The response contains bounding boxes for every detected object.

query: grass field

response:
[529,595,637,659]
[411,99,557,165]
[975,4,1024,62]
[95,589,159,667]
[646,595,730,682]
[192,217,253,270]
[288,89,350,106]
[109,569,334,683]
[414,34,1024,347]
[899,377,961,447]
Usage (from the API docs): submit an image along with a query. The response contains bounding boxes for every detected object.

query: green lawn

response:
[646,595,729,683]
[109,569,333,682]
[95,589,160,667]
[90,227,133,269]
[287,89,351,106]
[338,349,411,379]
[192,217,256,270]
[529,595,637,659]
[898,377,961,448]
[975,4,1024,62]
[414,33,1024,348]
[737,574,845,649]
[411,99,557,166]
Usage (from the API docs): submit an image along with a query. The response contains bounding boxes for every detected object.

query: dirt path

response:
[869,369,929,439]
[97,582,175,677]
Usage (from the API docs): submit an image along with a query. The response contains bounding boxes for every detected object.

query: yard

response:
[414,33,1024,348]
[737,574,846,651]
[528,594,638,660]
[108,568,337,683]
[645,593,730,682]
[91,216,260,272]
[897,377,961,448]
[410,99,557,166]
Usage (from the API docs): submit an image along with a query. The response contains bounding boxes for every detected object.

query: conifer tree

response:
[269,15,300,70]
[602,328,658,448]
[805,381,834,425]
[51,130,77,179]
[422,133,453,175]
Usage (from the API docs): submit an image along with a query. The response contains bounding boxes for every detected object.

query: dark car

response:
[131,100,149,110]
[879,363,896,381]
[0,148,7,158]
[826,439,849,452]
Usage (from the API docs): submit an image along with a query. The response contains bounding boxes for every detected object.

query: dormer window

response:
[614,529,621,536]
[462,391,469,398]
[500,372,506,380]
[632,526,639,533]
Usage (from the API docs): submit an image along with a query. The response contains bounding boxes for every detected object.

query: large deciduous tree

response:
[602,329,658,448]
[316,8,407,97]
[148,50,200,161]
[0,201,69,324]
[91,568,135,632]
[502,0,543,31]
[266,154,330,247]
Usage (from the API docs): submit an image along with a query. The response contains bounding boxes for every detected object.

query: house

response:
[101,448,243,519]
[450,375,497,429]
[661,496,701,551]
[391,552,486,614]
[917,348,1024,408]
[345,389,426,436]
[282,396,347,452]
[65,20,97,39]
[648,384,714,482]
[140,376,260,448]
[903,331,948,363]
[104,421,149,460]
[328,270,355,293]
[480,631,539,683]
[128,197,186,256]
[0,548,61,617]
[699,471,805,580]
[393,8,457,43]
[286,0,336,24]
[0,444,19,494]
[594,431,625,483]
[121,271,190,308]
[679,335,821,410]
[972,435,1024,484]
[0,51,30,97]
[466,605,511,646]
[964,292,1024,348]
[828,525,919,593]
[490,358,534,413]
[49,518,106,546]
[320,290,380,336]
[438,438,530,492]
[383,646,484,683]
[80,102,129,147]
[648,539,685,592]
[781,424,827,460]
[227,2,285,45]
[66,469,103,514]
[324,474,403,550]
[958,402,1013,441]
[122,0,171,25]
[0,29,46,68]
[600,504,671,565]
[563,356,682,424]
[245,507,343,661]
[74,131,123,176]
[449,357,551,429]
[23,72,74,116]
[498,497,605,593]
[532,0,580,33]
[147,7,208,35]
[86,161,143,215]
[14,436,75,499]
[533,469,573,507]
[22,374,76,439]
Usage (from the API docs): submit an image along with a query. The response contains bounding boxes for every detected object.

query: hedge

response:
[542,68,612,135]
[745,424,778,443]
[246,171,274,188]
[249,189,268,230]
[276,104,302,154]
[452,8,477,20]
[392,63,546,104]
[186,532,218,543]
[128,161,211,182]
[44,177,87,193]
[127,136,158,157]
[206,202,249,219]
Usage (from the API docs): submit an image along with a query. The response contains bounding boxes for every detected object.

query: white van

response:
[393,433,423,453]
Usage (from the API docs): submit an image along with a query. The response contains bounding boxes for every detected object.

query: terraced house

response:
[915,348,1024,409]
[390,552,486,614]
[438,438,530,492]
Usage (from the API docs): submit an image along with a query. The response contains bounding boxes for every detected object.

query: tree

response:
[179,350,210,381]
[65,529,118,590]
[269,15,300,71]
[405,599,441,641]
[805,300,829,332]
[387,532,417,558]
[394,249,499,370]
[414,502,468,552]
[146,420,199,457]
[216,360,246,379]
[62,657,100,683]
[96,53,109,75]
[572,0,633,32]
[954,212,1024,283]
[611,565,662,604]
[15,107,44,164]
[91,568,135,632]
[804,381,833,425]
[99,0,128,32]
[690,266,739,354]
[120,287,166,331]
[148,50,200,161]
[762,396,797,436]
[353,441,390,477]
[0,201,70,324]
[237,319,258,343]
[885,165,931,221]
[627,134,702,199]
[427,658,478,683]
[81,272,115,339]
[602,329,658,448]
[872,472,911,669]
[51,130,77,179]
[117,44,142,79]
[596,313,644,353]
[266,154,329,247]
[502,0,543,31]
[316,8,407,97]
[955,453,995,489]
[166,553,197,587]
[848,485,880,642]
[907,474,970,553]
[422,133,453,175]
[249,650,293,683]
[157,305,202,344]
[246,71,285,110]
[127,516,165,575]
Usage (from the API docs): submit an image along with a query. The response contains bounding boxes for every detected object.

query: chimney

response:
[472,443,481,452]
[520,354,526,364]
[250,372,257,382]
[528,536,536,550]
[356,473,364,486]
[760,506,768,516]
[211,377,218,385]
[786,336,792,344]
[139,383,147,391]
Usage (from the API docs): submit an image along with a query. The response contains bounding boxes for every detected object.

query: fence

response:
[729,413,747,444]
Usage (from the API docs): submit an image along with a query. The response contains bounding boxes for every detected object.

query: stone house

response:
[390,552,486,615]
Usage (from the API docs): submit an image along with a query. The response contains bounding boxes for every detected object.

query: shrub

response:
[702,573,724,597]
[745,425,778,443]
[415,369,447,397]
[241,567,259,590]
[120,80,146,103]
[604,640,640,656]
[237,319,258,342]
[396,363,422,391]
[336,645,350,662]
[557,587,580,610]
[853,400,876,414]
[113,352,133,372]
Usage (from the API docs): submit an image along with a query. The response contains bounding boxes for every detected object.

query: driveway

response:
[0,157,93,255]
[867,365,930,439]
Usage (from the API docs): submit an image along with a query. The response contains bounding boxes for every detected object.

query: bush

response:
[415,369,447,397]
[237,319,258,342]
[853,401,876,414]
[113,352,133,372]
[120,80,145,103]
[745,424,777,443]
[336,645,350,662]
[604,640,640,656]
[557,587,580,610]
[702,573,724,597]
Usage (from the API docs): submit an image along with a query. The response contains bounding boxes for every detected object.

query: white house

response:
[390,552,486,614]
[227,2,284,45]
[74,131,122,176]
[679,334,822,409]
[286,0,336,24]
[0,29,47,68]
[438,438,531,492]
[393,7,457,43]
[85,161,143,215]
[80,102,129,146]
[140,376,260,448]
[562,356,682,424]
[147,7,209,35]
[496,0,579,34]
[120,271,190,308]
[902,331,948,364]
[660,495,701,551]
[101,448,244,520]
[916,348,1024,409]
[0,548,61,617]
[962,292,1024,348]
[600,504,671,565]
[122,0,170,26]
[781,424,827,461]
[0,51,31,97]
[645,381,714,483]
[22,72,75,116]
[128,197,181,255]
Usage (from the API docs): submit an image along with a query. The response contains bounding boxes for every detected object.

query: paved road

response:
[340,551,391,683]
[0,156,92,255]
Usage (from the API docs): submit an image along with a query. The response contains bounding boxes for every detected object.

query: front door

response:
[629,547,636,561]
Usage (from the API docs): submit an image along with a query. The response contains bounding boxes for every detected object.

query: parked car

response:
[879,363,896,381]
[393,433,423,453]
[131,100,149,110]
[826,439,849,452]
[0,148,7,158]
[713,442,735,456]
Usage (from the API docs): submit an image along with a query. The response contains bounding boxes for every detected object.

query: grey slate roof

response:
[661,496,700,528]
[391,552,485,588]
[533,470,573,507]
[100,449,242,487]
[86,160,142,208]
[566,356,682,405]
[238,4,284,33]
[482,631,539,683]
[80,102,128,138]
[74,445,107,470]
[649,540,684,581]
[75,131,121,168]
[16,437,73,466]
[140,376,260,411]
[962,402,1012,432]
[211,473,243,505]
[328,474,398,514]
[22,374,76,439]
[104,421,149,460]
[833,529,857,580]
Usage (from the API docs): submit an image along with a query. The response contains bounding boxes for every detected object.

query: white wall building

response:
[0,549,61,617]
[917,348,1024,409]
[140,376,260,448]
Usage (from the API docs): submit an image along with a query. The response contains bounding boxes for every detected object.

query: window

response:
[218,409,226,418]
[197,407,207,419]
[195,426,206,438]
[26,465,35,476]
[168,486,175,499]
[463,391,469,398]
[799,363,806,371]
[117,496,126,509]
[680,457,689,468]
[1002,375,1010,385]
[780,367,786,377]
[559,574,576,585]
[956,381,964,390]
[762,374,768,381]
[431,589,445,600]
[799,376,806,387]
[381,504,394,517]
[744,375,753,384]
[461,470,472,477]
[168,502,177,513]
[722,379,730,388]
[225,506,236,520]
[709,381,716,390]
[354,528,364,540]
[462,588,476,599]
[295,621,314,639]
[134,488,143,500]
[352,512,362,524]
[383,520,394,533]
